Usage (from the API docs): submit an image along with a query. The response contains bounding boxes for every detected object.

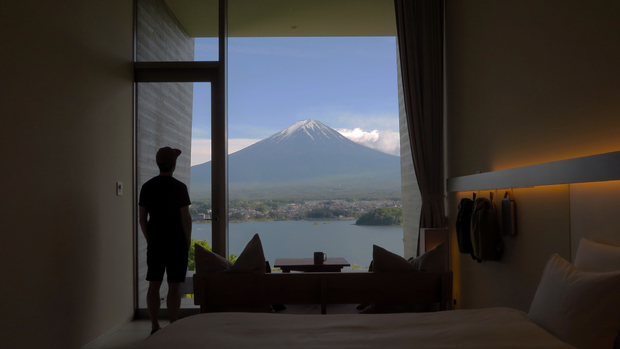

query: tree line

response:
[355,207,403,226]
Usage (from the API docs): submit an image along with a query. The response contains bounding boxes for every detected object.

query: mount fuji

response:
[190,119,401,199]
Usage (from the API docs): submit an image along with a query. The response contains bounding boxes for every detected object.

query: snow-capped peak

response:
[266,119,349,144]
[281,119,322,134]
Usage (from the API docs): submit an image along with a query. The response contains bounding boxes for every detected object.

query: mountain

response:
[190,119,401,199]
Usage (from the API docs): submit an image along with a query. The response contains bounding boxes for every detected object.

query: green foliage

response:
[267,211,286,220]
[254,203,270,212]
[188,238,238,271]
[229,212,247,221]
[349,263,370,270]
[228,208,288,222]
[304,207,358,219]
[190,200,212,220]
[229,199,302,210]
[355,207,403,226]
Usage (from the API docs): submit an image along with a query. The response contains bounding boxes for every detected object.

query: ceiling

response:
[164,0,396,37]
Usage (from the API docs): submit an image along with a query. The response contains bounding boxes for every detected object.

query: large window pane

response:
[137,82,211,309]
[221,37,403,270]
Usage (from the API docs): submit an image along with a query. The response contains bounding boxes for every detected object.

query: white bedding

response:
[138,308,575,349]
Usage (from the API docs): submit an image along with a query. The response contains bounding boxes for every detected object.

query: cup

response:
[314,252,327,265]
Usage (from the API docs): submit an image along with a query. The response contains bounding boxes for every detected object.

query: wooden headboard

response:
[194,271,453,314]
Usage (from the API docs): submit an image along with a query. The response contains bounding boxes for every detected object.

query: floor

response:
[89,303,359,348]
[87,319,168,349]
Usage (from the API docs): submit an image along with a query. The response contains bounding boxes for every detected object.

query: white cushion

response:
[195,245,233,274]
[528,253,620,349]
[360,245,426,314]
[195,234,272,313]
[574,238,620,348]
[195,234,266,274]
[229,234,266,274]
[410,242,447,272]
[372,244,416,273]
[575,238,620,272]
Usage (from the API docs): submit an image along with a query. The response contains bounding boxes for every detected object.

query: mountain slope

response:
[190,119,401,199]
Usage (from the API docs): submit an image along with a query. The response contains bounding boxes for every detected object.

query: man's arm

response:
[180,205,192,249]
[139,205,149,243]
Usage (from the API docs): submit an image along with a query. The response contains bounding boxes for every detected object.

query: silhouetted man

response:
[139,147,192,334]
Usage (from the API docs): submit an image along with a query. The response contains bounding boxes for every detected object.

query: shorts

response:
[146,246,189,283]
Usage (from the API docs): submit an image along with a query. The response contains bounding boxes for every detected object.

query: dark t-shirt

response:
[139,176,191,250]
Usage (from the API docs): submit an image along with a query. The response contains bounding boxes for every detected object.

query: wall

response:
[136,0,195,307]
[0,1,134,348]
[446,0,620,311]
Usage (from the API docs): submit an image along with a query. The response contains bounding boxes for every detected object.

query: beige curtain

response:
[395,0,447,230]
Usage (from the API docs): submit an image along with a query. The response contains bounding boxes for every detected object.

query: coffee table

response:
[274,257,350,273]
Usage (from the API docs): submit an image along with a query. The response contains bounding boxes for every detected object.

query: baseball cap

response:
[156,146,181,169]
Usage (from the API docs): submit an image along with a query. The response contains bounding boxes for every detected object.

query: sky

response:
[191,36,399,166]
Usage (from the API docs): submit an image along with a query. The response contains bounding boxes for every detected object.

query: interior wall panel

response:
[446,0,620,311]
[570,180,620,260]
[446,0,620,178]
[0,1,135,347]
[455,186,570,311]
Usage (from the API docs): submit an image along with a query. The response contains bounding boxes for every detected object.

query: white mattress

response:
[138,307,575,349]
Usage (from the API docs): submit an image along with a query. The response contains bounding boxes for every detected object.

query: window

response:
[135,0,420,311]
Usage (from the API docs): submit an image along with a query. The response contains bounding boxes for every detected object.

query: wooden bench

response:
[193,271,453,314]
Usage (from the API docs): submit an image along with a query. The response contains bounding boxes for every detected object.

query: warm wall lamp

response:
[447,150,620,192]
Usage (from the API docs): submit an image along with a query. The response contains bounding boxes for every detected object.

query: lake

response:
[193,220,404,268]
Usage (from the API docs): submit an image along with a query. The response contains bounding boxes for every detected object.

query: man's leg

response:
[147,281,163,331]
[167,282,181,323]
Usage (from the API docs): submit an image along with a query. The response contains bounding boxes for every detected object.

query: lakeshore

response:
[192,219,404,269]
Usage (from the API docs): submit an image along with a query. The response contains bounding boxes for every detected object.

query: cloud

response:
[333,113,399,131]
[299,111,400,132]
[191,139,212,166]
[337,128,400,156]
[191,138,261,166]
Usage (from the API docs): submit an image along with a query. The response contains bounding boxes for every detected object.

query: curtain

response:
[395,0,447,230]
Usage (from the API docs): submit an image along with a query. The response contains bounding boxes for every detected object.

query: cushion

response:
[528,253,620,349]
[410,242,448,272]
[361,245,424,314]
[195,245,233,274]
[574,238,620,272]
[372,244,416,273]
[195,234,272,313]
[574,238,620,348]
[229,233,266,274]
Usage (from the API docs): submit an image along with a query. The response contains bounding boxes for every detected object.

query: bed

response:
[137,308,575,349]
[138,238,620,349]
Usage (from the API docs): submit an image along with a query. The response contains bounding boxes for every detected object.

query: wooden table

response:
[274,258,350,273]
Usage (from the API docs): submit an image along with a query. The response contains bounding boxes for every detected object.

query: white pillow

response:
[372,244,416,272]
[360,245,425,314]
[195,245,233,273]
[575,238,620,272]
[195,234,272,313]
[574,238,620,348]
[528,253,620,349]
[229,233,266,274]
[195,234,265,274]
[410,242,447,272]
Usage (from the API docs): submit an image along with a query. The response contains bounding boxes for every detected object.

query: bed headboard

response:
[193,271,453,314]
